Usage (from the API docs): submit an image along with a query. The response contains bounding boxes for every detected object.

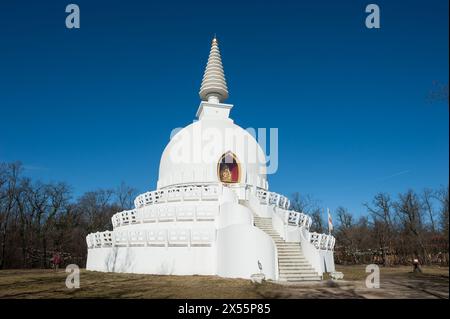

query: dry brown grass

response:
[0,266,448,299]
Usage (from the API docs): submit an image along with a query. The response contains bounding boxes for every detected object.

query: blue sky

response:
[0,0,448,217]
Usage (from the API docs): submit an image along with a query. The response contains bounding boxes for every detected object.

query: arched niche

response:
[217,152,241,184]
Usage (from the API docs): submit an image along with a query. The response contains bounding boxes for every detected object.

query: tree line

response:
[291,186,449,266]
[1,160,448,269]
[0,162,136,269]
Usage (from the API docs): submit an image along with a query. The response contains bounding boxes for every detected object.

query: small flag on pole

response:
[327,208,333,234]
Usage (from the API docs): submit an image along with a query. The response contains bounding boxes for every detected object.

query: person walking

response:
[51,252,62,271]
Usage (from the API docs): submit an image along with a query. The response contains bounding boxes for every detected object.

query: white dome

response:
[157,114,268,190]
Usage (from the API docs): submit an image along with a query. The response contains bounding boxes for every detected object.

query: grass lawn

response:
[0,265,448,299]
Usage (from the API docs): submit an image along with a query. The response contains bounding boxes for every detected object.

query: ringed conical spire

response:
[199,36,229,103]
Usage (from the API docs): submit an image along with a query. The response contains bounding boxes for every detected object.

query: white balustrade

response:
[114,230,129,247]
[86,234,94,248]
[183,186,202,201]
[167,188,183,202]
[310,232,320,249]
[147,229,167,246]
[158,206,176,221]
[133,184,222,209]
[101,231,113,247]
[201,186,220,200]
[196,206,217,221]
[257,189,268,205]
[128,230,147,246]
[93,232,101,248]
[168,229,190,247]
[112,203,219,228]
[309,232,335,251]
[284,209,312,231]
[287,211,300,225]
[142,206,158,223]
[256,189,290,210]
[87,228,215,249]
[176,206,195,221]
[191,229,215,247]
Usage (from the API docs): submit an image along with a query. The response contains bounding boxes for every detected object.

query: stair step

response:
[278,252,304,255]
[279,273,319,277]
[278,255,305,257]
[275,242,301,245]
[279,264,312,268]
[279,275,320,279]
[279,263,311,267]
[279,268,315,272]
[280,270,315,273]
[279,277,322,282]
[279,268,317,273]
[279,272,319,276]
[254,216,323,282]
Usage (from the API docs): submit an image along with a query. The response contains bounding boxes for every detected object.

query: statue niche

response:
[218,152,240,184]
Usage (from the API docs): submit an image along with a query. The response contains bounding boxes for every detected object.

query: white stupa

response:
[86,37,336,281]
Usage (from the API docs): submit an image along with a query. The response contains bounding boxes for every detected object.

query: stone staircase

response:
[253,216,321,282]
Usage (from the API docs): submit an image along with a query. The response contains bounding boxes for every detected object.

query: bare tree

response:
[395,190,428,263]
[435,186,449,240]
[77,189,117,233]
[290,193,320,214]
[364,193,394,265]
[115,181,137,210]
[0,162,22,269]
[310,208,325,233]
[422,188,437,232]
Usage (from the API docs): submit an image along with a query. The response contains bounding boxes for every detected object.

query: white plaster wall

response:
[220,186,238,205]
[216,224,278,280]
[217,202,253,229]
[86,246,215,275]
[319,250,336,273]
[246,192,274,218]
[298,227,323,277]
[284,225,302,242]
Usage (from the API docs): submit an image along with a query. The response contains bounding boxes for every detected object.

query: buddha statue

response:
[220,164,233,183]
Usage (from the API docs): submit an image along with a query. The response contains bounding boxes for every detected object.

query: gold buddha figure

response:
[220,164,233,183]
